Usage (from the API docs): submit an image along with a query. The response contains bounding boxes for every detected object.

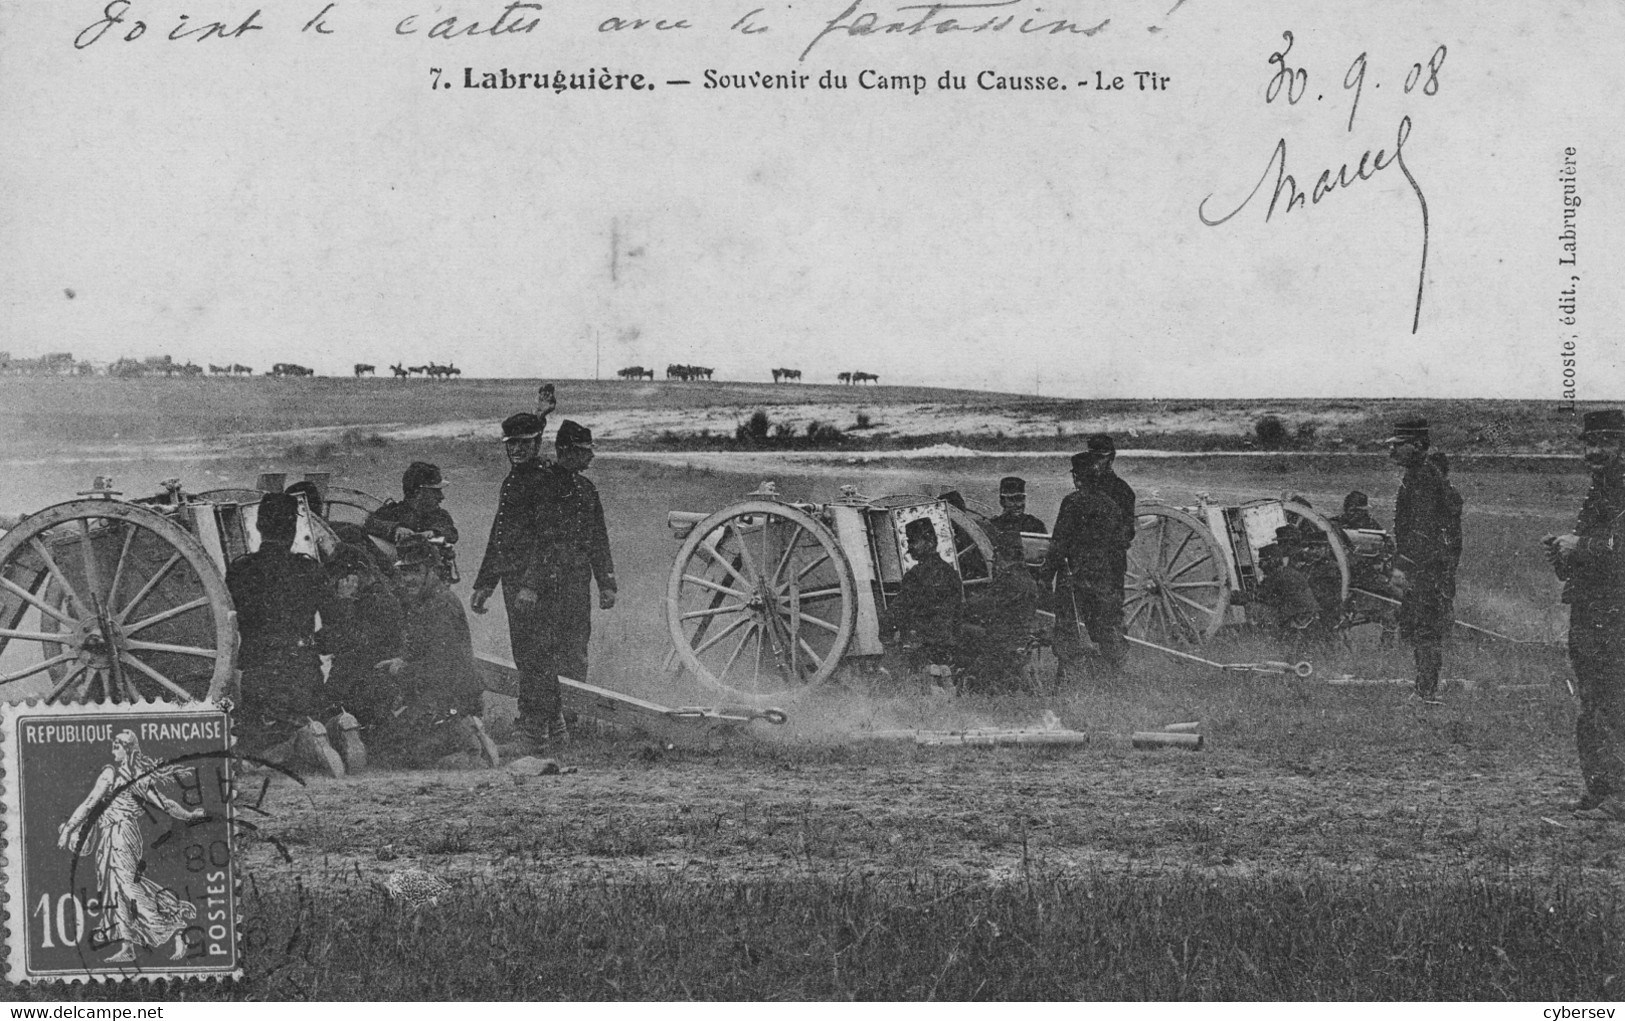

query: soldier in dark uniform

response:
[1428,452,1465,601]
[1389,417,1456,703]
[1249,537,1322,655]
[375,540,499,768]
[365,462,459,582]
[991,476,1048,535]
[532,421,618,717]
[963,523,1040,689]
[471,409,557,748]
[225,492,345,776]
[884,516,963,671]
[1042,447,1130,676]
[1544,409,1625,821]
[287,481,395,582]
[316,543,403,769]
[1330,491,1383,532]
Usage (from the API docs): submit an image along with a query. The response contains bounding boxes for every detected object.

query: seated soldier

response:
[226,491,346,777]
[883,517,963,675]
[1249,541,1322,654]
[316,543,404,771]
[1330,491,1383,532]
[372,539,499,768]
[365,462,459,580]
[963,523,1040,690]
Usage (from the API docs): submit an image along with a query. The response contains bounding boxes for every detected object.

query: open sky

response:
[2,0,1621,397]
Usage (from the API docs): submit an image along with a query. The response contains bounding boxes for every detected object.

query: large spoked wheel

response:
[1280,502,1353,607]
[1124,505,1232,645]
[667,501,856,702]
[324,486,384,527]
[0,499,236,704]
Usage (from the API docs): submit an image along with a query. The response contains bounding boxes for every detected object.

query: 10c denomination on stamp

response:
[2,700,240,982]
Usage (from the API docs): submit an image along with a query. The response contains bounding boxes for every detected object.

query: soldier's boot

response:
[461,716,501,769]
[1414,644,1443,701]
[294,719,346,778]
[326,711,368,773]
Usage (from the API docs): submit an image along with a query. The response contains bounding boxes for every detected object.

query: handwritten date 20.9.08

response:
[1200,32,1447,334]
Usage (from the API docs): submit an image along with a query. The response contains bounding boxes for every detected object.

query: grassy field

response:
[0,381,1618,999]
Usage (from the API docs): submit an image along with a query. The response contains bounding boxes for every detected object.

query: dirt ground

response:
[2,380,1618,902]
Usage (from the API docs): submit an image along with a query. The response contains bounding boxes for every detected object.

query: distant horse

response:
[692,366,714,380]
[617,365,650,380]
[354,363,376,377]
[208,363,230,376]
[444,364,461,378]
[408,365,428,376]
[771,368,802,383]
[851,371,879,385]
[390,363,409,378]
[837,372,852,384]
[231,364,253,375]
[180,362,204,377]
[666,363,689,380]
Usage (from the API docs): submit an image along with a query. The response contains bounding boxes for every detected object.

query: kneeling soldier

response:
[374,540,500,768]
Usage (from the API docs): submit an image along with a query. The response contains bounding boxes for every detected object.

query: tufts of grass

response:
[6,871,1616,1000]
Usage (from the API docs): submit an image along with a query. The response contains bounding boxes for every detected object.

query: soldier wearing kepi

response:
[375,539,499,768]
[1544,409,1625,822]
[1042,447,1130,676]
[532,420,618,727]
[365,461,459,582]
[885,516,964,673]
[991,477,1048,536]
[1389,416,1456,703]
[471,404,556,748]
[225,491,345,776]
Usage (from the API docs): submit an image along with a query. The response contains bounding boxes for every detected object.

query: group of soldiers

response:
[224,387,616,776]
[884,433,1138,689]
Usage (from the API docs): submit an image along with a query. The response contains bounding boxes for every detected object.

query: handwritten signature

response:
[1198,115,1429,334]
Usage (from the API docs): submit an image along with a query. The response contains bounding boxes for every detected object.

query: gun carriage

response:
[664,486,1403,701]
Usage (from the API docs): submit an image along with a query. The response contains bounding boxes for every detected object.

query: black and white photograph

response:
[1,0,1622,1003]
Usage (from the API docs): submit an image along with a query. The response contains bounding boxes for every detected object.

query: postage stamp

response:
[1,699,240,983]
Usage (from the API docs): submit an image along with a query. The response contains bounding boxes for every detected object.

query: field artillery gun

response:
[663,487,1415,700]
[665,483,999,701]
[0,475,782,746]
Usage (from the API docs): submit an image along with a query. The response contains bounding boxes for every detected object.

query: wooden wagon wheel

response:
[0,499,236,704]
[1279,502,1353,606]
[667,501,856,702]
[323,486,384,527]
[1122,505,1231,646]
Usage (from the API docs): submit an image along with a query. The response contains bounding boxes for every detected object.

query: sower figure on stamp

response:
[225,491,347,777]
[529,419,618,744]
[1544,409,1625,822]
[1388,417,1456,704]
[1042,444,1131,681]
[58,730,204,963]
[316,543,404,772]
[471,393,558,750]
[375,539,500,768]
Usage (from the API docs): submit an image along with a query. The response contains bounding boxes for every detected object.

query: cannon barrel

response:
[667,510,709,540]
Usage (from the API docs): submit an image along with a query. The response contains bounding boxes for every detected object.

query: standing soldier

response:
[1388,417,1455,703]
[533,420,618,725]
[991,477,1048,535]
[1544,409,1625,822]
[471,405,556,749]
[1042,447,1130,676]
[226,492,345,776]
[1428,451,1465,601]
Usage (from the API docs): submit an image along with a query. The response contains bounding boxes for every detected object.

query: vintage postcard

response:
[1,0,1622,1003]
